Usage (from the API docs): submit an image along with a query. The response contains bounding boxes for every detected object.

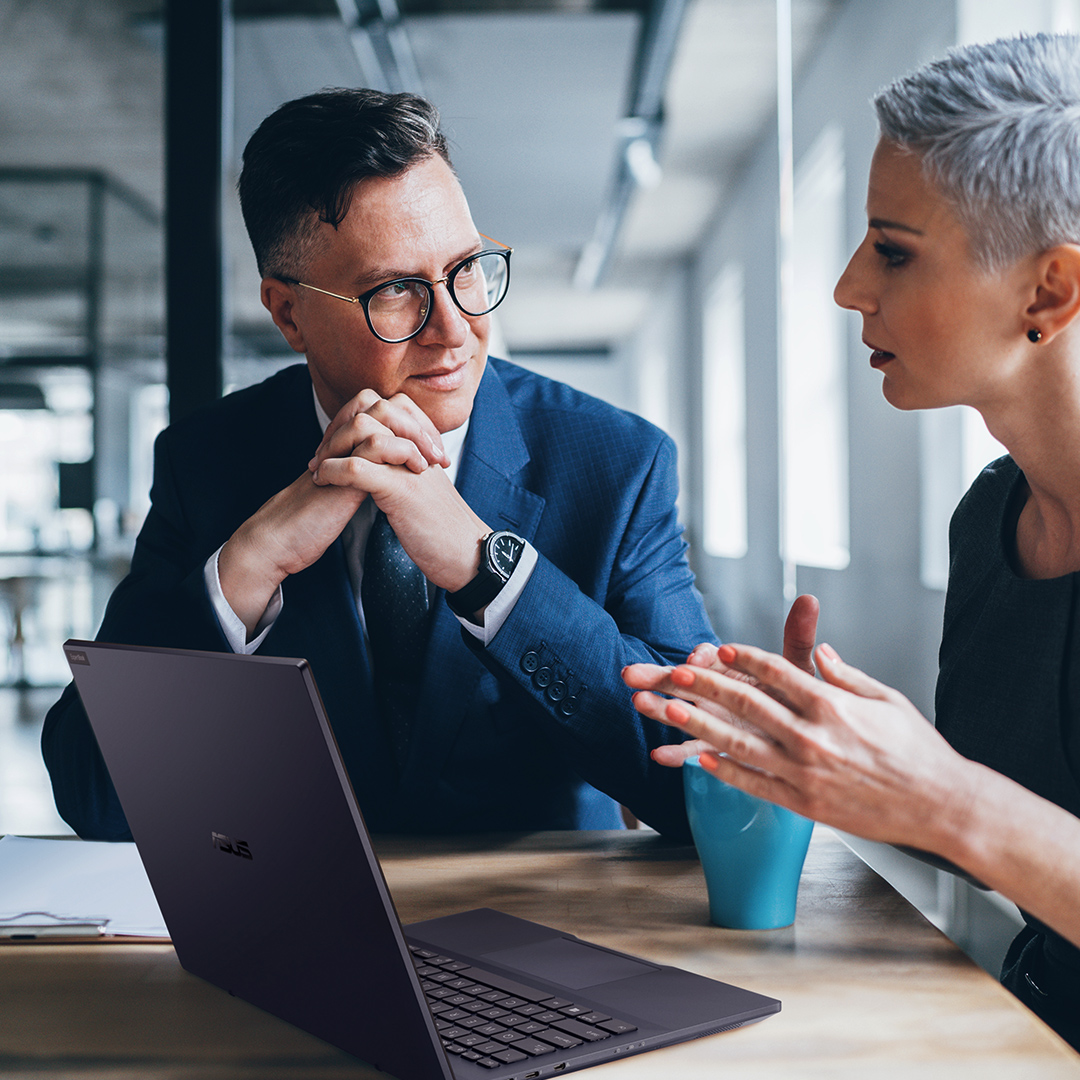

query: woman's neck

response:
[985,361,1080,578]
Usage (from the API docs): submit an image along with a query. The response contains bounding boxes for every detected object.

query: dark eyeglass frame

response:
[279,234,512,344]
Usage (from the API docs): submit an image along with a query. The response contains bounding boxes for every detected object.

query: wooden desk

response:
[1,829,1077,1078]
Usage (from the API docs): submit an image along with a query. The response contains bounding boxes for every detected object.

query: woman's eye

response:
[873,240,909,267]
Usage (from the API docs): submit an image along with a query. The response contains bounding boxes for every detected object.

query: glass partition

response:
[0,170,163,685]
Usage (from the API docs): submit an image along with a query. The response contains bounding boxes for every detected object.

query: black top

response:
[936,455,1080,1043]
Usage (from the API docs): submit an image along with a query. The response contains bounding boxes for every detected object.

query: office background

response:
[0,0,1069,977]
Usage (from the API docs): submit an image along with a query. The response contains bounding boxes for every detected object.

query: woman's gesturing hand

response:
[624,639,976,849]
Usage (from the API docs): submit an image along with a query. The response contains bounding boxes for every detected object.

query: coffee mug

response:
[683,756,814,929]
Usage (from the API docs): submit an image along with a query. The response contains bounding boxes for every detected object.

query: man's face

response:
[267,155,490,434]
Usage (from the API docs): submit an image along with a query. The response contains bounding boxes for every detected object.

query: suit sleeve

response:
[463,433,717,839]
[41,429,231,840]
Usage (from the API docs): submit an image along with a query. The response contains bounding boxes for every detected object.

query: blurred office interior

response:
[0,0,1068,972]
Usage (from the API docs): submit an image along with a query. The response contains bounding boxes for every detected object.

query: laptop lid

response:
[66,640,449,1080]
[65,641,779,1080]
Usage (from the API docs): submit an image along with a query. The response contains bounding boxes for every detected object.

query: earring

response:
[1028,328,1043,343]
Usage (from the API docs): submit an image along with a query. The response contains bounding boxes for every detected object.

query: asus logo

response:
[212,831,252,859]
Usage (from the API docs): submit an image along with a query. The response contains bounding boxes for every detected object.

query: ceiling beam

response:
[573,0,689,289]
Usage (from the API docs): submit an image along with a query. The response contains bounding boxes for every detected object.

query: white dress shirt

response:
[204,385,536,654]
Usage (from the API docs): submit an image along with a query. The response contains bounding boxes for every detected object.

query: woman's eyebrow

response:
[868,217,924,235]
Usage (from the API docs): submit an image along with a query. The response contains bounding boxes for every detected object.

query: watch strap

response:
[446,565,510,618]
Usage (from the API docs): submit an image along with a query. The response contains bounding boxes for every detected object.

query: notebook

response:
[65,640,780,1080]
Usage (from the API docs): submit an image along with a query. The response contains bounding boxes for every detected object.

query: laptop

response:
[64,640,780,1080]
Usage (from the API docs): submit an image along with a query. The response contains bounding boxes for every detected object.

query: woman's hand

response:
[627,594,820,768]
[628,638,976,849]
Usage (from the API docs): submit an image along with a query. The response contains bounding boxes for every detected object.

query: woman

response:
[624,33,1080,1048]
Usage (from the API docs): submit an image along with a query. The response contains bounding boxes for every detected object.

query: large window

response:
[702,263,747,559]
[781,125,849,570]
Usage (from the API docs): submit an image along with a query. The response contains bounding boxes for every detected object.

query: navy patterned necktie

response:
[361,509,430,764]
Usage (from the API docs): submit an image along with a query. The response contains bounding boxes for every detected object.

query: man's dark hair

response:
[238,87,452,278]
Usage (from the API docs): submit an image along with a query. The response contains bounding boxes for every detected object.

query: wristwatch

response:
[446,530,526,618]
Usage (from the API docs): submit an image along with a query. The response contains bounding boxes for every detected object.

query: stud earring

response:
[1028,328,1043,343]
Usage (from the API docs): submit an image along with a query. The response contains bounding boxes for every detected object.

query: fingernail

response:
[308,456,317,471]
[718,644,736,663]
[670,666,694,687]
[820,643,840,662]
[665,702,689,725]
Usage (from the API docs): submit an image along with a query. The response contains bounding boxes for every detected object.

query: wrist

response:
[440,524,489,594]
[218,531,289,634]
[446,530,527,618]
[919,756,999,873]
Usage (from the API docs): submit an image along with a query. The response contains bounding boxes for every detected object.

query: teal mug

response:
[683,756,814,929]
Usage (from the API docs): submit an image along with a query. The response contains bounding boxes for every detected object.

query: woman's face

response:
[834,139,1031,412]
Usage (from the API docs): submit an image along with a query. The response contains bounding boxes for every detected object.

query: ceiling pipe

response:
[573,0,690,291]
[335,0,425,95]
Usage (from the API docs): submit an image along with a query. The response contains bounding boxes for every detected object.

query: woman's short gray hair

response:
[874,33,1080,270]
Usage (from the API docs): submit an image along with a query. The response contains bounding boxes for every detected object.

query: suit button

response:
[533,666,552,688]
[559,696,579,717]
[546,681,567,702]
[521,651,540,673]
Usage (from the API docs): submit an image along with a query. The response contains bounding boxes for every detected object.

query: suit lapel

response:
[401,361,546,789]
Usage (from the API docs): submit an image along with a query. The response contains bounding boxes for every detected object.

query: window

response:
[702,263,747,559]
[781,124,849,570]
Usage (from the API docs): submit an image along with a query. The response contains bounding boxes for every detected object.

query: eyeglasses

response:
[280,235,512,344]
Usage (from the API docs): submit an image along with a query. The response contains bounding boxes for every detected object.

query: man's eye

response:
[376,281,413,300]
[873,241,909,267]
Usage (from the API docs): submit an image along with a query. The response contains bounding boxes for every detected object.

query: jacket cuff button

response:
[521,651,540,673]
[546,681,567,702]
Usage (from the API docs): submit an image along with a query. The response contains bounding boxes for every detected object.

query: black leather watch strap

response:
[446,566,509,617]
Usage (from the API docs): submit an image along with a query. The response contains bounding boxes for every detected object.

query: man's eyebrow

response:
[868,217,924,236]
[351,242,485,289]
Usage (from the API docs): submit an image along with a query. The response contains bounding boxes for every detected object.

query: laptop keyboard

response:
[408,944,639,1070]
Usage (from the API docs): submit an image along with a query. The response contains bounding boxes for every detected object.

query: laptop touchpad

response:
[483,938,655,989]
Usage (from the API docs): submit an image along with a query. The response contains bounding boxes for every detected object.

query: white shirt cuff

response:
[456,541,538,647]
[204,546,283,655]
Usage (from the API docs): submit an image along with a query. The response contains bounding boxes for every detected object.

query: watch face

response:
[489,532,525,578]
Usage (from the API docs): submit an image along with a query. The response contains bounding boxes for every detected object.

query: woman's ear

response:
[1026,244,1080,343]
[261,278,308,354]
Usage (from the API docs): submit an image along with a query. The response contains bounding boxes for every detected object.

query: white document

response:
[0,834,167,938]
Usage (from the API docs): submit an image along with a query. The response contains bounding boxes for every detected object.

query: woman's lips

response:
[869,348,895,368]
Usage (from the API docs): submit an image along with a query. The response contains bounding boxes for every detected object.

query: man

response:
[42,89,797,840]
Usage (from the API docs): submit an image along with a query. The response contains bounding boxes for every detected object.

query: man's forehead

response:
[350,157,469,224]
[320,156,479,274]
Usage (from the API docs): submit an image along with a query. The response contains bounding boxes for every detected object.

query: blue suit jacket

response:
[42,359,717,839]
